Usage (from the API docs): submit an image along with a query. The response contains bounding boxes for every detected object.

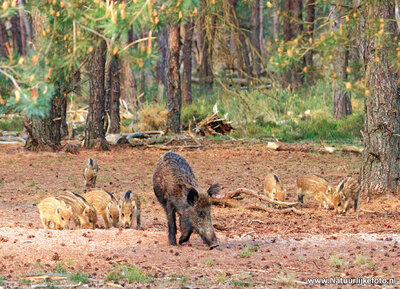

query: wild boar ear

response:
[207,183,220,197]
[187,188,199,206]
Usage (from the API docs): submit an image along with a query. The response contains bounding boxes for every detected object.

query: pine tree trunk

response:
[109,57,120,134]
[273,1,280,40]
[120,59,138,113]
[24,87,67,150]
[251,0,262,76]
[11,13,24,55]
[305,0,315,79]
[229,0,252,77]
[165,23,182,133]
[0,21,8,58]
[73,69,81,96]
[199,3,214,89]
[330,5,352,120]
[283,0,303,87]
[156,27,168,103]
[359,1,400,197]
[182,20,194,105]
[84,40,109,150]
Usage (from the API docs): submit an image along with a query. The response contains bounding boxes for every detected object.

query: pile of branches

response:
[194,112,233,136]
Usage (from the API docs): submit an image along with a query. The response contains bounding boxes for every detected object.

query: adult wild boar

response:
[153,152,219,248]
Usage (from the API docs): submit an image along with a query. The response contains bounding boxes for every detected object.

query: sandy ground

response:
[0,141,399,288]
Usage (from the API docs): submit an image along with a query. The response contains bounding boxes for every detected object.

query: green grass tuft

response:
[105,265,153,283]
[69,272,89,284]
[330,254,345,268]
[239,245,259,258]
[53,263,67,274]
[203,257,216,267]
[354,254,366,265]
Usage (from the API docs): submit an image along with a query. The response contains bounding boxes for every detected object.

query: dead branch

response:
[222,188,301,208]
[245,206,305,215]
[360,208,377,214]
[212,198,237,207]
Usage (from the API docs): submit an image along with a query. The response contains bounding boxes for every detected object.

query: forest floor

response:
[0,140,399,288]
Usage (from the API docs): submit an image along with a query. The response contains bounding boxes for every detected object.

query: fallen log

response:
[265,142,315,152]
[342,146,363,154]
[221,188,302,208]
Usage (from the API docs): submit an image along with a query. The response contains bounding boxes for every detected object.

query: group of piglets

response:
[38,158,141,231]
[263,172,360,214]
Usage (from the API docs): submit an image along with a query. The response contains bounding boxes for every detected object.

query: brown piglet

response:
[333,176,360,214]
[83,189,120,228]
[56,191,97,229]
[37,197,72,229]
[83,158,99,188]
[263,173,286,202]
[119,190,142,230]
[296,174,334,209]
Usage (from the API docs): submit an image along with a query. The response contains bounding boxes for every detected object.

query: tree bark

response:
[24,87,67,150]
[84,40,109,150]
[273,1,280,40]
[182,20,194,104]
[330,5,352,120]
[359,0,400,197]
[283,0,303,87]
[165,23,182,133]
[72,69,81,96]
[0,21,9,58]
[199,2,215,89]
[305,0,315,77]
[251,0,262,75]
[11,12,24,55]
[228,0,252,77]
[109,56,121,134]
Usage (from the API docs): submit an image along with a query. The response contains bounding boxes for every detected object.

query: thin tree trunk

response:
[273,1,280,40]
[165,23,181,133]
[73,69,81,96]
[109,56,120,134]
[11,13,24,55]
[283,0,303,87]
[156,27,168,102]
[0,21,8,58]
[330,5,352,120]
[229,0,252,77]
[84,40,109,150]
[359,1,400,197]
[305,0,315,80]
[120,59,138,113]
[182,20,194,105]
[251,0,262,75]
[199,3,215,89]
[140,69,145,102]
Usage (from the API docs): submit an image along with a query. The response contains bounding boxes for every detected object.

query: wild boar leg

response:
[165,203,177,245]
[354,198,358,212]
[135,210,142,230]
[102,212,111,229]
[179,215,193,245]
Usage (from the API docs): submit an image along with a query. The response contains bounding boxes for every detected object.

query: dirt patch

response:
[0,141,399,288]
